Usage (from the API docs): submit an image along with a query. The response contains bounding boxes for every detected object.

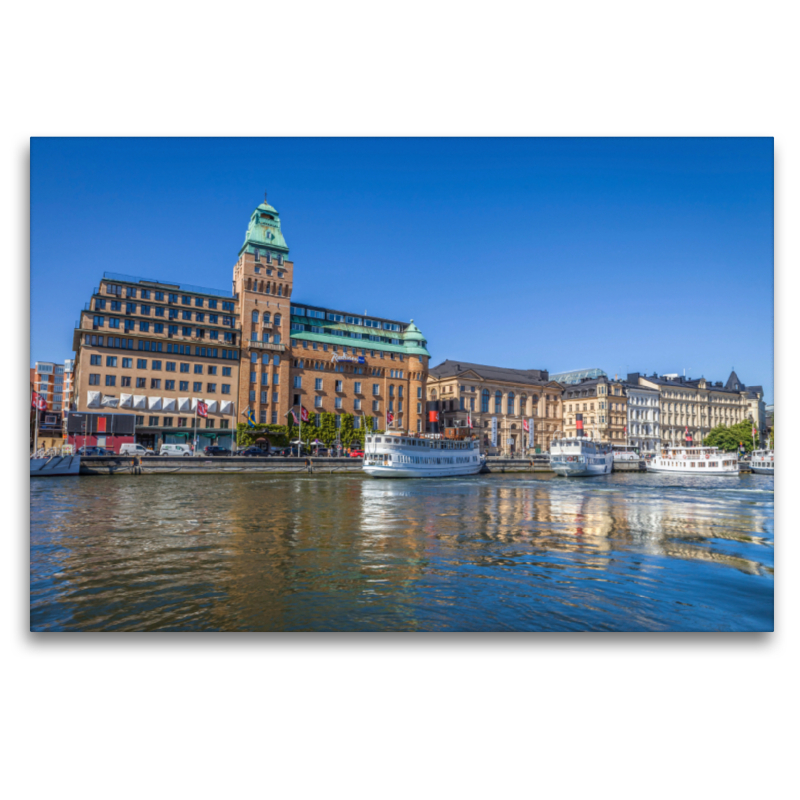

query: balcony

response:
[247,341,286,353]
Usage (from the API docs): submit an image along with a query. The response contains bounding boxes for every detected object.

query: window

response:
[136,378,146,388]
[182,296,191,305]
[177,417,187,427]
[149,416,159,426]
[162,417,173,427]
[222,366,231,377]
[271,411,278,424]
[90,354,101,366]
[193,382,202,392]
[165,380,175,391]
[293,376,302,389]
[372,383,380,396]
[105,375,116,386]
[315,396,323,408]
[494,391,502,413]
[222,384,231,394]
[121,376,131,387]
[336,380,343,392]
[372,400,380,412]
[354,399,361,411]
[151,379,161,389]
[207,383,216,393]
[315,378,323,390]
[194,364,203,374]
[354,381,362,394]
[180,381,189,391]
[273,374,280,385]
[251,310,259,323]
[89,374,100,385]
[335,397,342,409]
[126,287,137,299]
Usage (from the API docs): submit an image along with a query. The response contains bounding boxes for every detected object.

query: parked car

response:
[119,443,155,457]
[312,447,330,457]
[203,445,232,456]
[159,443,193,457]
[239,446,268,457]
[77,445,111,456]
[273,447,292,457]
[348,449,364,458]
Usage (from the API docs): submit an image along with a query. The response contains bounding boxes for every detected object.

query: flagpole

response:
[193,400,197,455]
[34,394,39,455]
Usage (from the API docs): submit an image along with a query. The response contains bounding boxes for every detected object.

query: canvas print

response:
[30,137,774,631]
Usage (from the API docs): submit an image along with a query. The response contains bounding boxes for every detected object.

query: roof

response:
[429,359,550,387]
[725,370,744,391]
[240,201,289,255]
[549,368,607,384]
[102,271,234,299]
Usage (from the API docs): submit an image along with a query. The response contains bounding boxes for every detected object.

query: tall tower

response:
[232,201,294,428]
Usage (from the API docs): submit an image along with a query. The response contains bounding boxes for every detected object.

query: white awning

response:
[120,393,133,409]
[133,395,147,410]
[101,395,119,408]
[220,400,234,415]
[178,396,191,412]
[204,399,219,413]
[87,391,101,408]
[162,397,177,412]
[148,396,162,410]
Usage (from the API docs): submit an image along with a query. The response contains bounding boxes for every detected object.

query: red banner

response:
[197,401,208,418]
[97,417,107,433]
[428,411,439,422]
[300,407,309,422]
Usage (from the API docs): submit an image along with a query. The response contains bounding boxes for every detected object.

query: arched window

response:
[262,332,269,343]
[278,285,283,297]
[263,311,270,324]
[507,391,515,415]
[246,278,252,291]
[251,310,259,323]
[430,389,437,400]
[481,389,490,413]
[520,394,527,415]
[274,314,281,326]
[265,282,271,294]
[494,390,502,413]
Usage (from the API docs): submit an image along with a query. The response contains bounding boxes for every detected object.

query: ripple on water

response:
[30,472,773,631]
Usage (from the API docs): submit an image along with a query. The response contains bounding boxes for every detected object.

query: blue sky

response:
[31,137,774,402]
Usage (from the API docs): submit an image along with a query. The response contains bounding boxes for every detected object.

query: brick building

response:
[72,275,242,451]
[232,201,430,436]
[70,199,429,449]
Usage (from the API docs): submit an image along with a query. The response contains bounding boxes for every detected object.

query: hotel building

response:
[72,275,242,450]
[232,202,430,436]
[70,200,429,449]
[629,370,750,446]
[426,360,563,454]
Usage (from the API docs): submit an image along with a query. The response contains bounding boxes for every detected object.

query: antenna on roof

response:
[264,190,268,203]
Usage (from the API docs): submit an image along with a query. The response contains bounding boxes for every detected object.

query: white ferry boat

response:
[750,449,774,475]
[612,444,640,464]
[550,437,614,477]
[647,445,738,475]
[363,431,484,478]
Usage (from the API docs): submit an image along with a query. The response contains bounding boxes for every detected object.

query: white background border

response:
[4,2,793,798]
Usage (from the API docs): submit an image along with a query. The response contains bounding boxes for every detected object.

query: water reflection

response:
[30,472,773,631]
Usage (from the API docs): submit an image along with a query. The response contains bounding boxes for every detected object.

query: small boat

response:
[750,448,774,475]
[550,437,613,476]
[612,444,640,464]
[647,445,737,475]
[30,454,82,477]
[363,431,483,478]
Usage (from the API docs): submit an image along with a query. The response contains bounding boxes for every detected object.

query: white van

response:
[119,443,154,457]
[159,443,193,457]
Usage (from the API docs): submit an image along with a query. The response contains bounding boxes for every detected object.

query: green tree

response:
[703,420,759,453]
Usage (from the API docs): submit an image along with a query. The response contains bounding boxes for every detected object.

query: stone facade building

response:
[622,381,660,453]
[629,370,750,446]
[426,360,563,454]
[561,376,628,444]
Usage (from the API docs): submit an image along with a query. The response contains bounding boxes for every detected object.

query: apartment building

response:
[426,360,563,454]
[561,375,628,444]
[72,275,242,450]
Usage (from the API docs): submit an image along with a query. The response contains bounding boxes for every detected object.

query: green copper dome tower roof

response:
[239,201,289,256]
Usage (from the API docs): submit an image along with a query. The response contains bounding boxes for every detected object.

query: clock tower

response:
[232,201,294,429]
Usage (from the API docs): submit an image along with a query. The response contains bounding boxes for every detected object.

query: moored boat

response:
[30,454,82,477]
[612,444,640,463]
[750,448,774,475]
[647,445,737,475]
[550,437,613,477]
[363,431,483,478]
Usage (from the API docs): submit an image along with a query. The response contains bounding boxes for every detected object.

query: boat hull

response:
[750,465,774,475]
[646,464,737,475]
[552,456,613,477]
[364,462,483,479]
[30,456,81,477]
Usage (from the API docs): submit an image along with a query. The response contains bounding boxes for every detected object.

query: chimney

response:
[575,413,584,438]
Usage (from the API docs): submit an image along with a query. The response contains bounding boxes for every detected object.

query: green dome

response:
[403,320,426,342]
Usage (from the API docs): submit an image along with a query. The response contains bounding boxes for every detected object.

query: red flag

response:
[31,392,39,409]
[300,407,309,422]
[468,413,473,429]
[197,401,208,418]
[428,411,439,423]
[522,419,529,432]
[37,395,47,410]
[386,411,394,425]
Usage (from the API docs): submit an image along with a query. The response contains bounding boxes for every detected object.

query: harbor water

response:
[30,472,774,631]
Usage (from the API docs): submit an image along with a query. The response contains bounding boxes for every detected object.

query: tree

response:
[703,420,759,453]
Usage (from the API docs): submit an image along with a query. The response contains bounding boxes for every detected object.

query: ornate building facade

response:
[426,360,563,454]
[561,376,628,443]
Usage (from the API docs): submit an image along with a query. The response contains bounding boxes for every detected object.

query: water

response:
[30,472,774,631]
